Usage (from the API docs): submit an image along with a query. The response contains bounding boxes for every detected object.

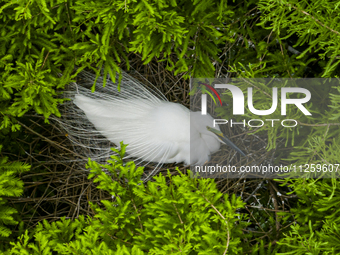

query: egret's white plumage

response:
[57,70,244,180]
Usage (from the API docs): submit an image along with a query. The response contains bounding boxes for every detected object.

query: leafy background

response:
[0,0,340,254]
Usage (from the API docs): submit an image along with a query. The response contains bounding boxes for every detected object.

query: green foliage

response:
[258,0,340,78]
[7,143,250,254]
[275,177,340,254]
[0,0,252,131]
[0,146,30,238]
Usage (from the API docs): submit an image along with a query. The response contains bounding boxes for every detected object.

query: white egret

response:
[59,70,245,180]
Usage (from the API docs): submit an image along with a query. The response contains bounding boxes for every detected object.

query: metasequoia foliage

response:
[0,146,30,238]
[8,144,250,254]
[0,0,245,131]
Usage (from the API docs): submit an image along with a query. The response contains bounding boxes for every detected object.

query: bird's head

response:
[191,112,246,157]
[206,126,246,157]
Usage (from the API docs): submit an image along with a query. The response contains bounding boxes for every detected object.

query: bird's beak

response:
[207,126,246,157]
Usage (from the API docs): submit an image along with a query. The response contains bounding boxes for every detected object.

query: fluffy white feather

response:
[56,70,239,181]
